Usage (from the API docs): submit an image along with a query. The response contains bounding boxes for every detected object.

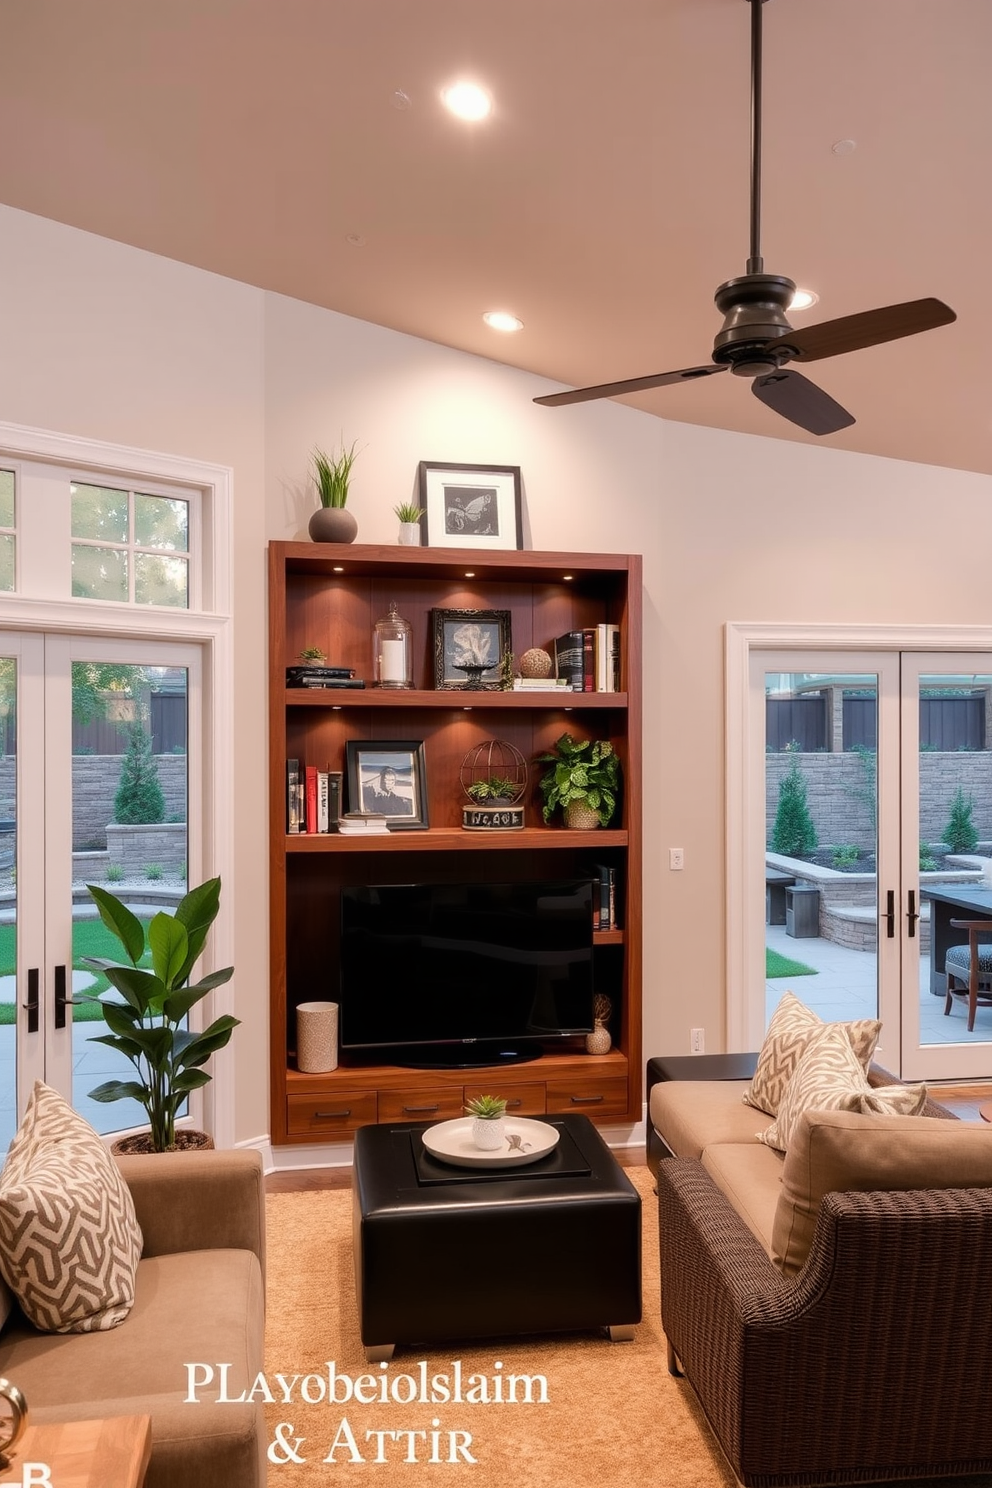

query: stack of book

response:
[592,864,618,930]
[286,761,342,834]
[337,812,389,837]
[511,677,572,692]
[553,624,621,692]
[286,665,364,689]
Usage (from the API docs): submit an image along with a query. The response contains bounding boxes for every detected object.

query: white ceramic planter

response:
[398,522,421,546]
[471,1116,506,1150]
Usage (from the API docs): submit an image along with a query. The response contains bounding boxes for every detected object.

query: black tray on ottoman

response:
[352,1113,642,1361]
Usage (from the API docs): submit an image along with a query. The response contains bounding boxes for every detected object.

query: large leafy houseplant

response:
[77,876,238,1151]
[537,733,620,827]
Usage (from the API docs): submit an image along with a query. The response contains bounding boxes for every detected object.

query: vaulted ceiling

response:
[1,0,989,473]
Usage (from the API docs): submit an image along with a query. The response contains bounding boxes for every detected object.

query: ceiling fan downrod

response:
[747,0,768,276]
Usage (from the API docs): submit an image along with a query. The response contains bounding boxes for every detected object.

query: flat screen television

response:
[339,879,595,1068]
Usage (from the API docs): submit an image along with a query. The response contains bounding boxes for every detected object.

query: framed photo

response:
[345,741,429,830]
[418,462,523,550]
[431,607,512,691]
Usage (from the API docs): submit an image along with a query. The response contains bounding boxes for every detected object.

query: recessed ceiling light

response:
[441,81,492,121]
[345,233,366,248]
[483,311,523,333]
[790,288,819,312]
[832,139,857,155]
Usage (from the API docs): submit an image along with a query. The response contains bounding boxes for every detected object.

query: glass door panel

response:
[901,654,992,1078]
[67,658,189,1133]
[764,669,882,1025]
[3,633,200,1153]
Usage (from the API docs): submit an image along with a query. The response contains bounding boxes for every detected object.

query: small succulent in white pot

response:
[465,1093,508,1150]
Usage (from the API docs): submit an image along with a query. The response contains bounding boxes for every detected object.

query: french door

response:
[3,632,201,1152]
[737,642,992,1081]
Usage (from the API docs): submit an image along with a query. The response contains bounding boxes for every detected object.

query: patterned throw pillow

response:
[758,1023,928,1153]
[0,1081,143,1332]
[743,990,881,1116]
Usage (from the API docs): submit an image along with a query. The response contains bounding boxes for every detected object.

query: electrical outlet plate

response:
[690,1027,705,1054]
[670,847,684,870]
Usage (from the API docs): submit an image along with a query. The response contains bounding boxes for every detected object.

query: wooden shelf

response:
[286,827,628,853]
[286,688,628,710]
[268,540,642,1145]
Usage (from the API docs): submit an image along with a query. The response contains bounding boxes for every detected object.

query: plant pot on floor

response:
[309,507,358,544]
[112,1129,215,1155]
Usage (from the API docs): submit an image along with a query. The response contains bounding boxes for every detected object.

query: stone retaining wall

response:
[0,755,187,849]
[767,751,992,849]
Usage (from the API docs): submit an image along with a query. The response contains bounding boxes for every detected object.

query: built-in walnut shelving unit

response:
[268,541,642,1145]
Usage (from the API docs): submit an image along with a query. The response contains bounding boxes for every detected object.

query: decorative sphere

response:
[519,647,553,679]
[459,739,528,804]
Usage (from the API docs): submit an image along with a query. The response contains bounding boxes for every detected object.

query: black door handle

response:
[21,967,38,1033]
[54,964,69,1029]
[907,889,920,939]
[885,889,895,939]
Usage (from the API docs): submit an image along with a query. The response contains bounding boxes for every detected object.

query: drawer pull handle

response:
[402,1103,440,1114]
[570,1094,604,1104]
[505,1099,523,1108]
[314,1109,352,1120]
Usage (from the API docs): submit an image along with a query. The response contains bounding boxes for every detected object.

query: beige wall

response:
[2,201,991,1144]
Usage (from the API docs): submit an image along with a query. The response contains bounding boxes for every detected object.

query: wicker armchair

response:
[658,1158,992,1487]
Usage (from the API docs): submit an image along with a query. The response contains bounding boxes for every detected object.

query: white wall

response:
[2,201,991,1142]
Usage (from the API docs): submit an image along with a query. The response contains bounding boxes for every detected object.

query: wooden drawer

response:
[287,1090,378,1137]
[463,1080,546,1116]
[378,1087,465,1123]
[546,1076,629,1118]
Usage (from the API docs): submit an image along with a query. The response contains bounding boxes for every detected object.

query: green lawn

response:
[0,917,151,1023]
[766,947,818,979]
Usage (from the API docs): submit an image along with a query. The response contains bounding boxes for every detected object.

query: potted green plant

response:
[465,775,518,805]
[298,645,326,665]
[393,501,425,546]
[309,441,360,544]
[465,1093,508,1150]
[76,875,238,1153]
[537,733,620,829]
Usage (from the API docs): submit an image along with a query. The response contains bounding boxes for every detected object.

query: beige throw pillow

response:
[0,1080,143,1332]
[743,990,881,1117]
[758,1023,928,1153]
[773,1107,992,1276]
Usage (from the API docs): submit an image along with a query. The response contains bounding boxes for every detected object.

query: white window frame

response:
[0,420,236,1146]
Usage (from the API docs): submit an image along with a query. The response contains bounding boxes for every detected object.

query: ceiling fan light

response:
[483,311,523,332]
[790,288,819,312]
[441,81,492,121]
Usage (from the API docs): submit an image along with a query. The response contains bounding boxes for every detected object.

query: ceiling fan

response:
[534,0,955,435]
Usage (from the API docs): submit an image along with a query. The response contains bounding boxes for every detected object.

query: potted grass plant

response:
[76,875,238,1152]
[465,1093,508,1150]
[309,441,360,544]
[393,501,425,546]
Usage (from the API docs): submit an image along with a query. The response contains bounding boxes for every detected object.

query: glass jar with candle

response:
[373,603,413,689]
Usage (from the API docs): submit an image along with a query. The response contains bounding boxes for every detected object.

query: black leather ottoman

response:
[352,1114,641,1360]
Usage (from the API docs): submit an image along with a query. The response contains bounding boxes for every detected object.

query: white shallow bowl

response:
[420,1116,561,1169]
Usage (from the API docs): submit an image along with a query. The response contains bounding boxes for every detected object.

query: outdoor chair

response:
[944,918,992,1031]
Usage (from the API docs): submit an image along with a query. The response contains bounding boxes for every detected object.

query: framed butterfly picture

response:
[417,462,523,550]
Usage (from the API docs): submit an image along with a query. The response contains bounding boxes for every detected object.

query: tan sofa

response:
[648,1052,992,1486]
[0,1149,266,1488]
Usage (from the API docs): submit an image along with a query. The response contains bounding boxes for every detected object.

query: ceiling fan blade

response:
[773,298,955,364]
[534,363,726,408]
[752,369,855,436]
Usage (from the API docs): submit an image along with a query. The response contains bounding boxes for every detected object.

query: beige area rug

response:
[263,1165,735,1488]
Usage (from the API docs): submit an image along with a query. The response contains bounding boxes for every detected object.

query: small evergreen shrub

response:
[919,843,939,872]
[144,863,164,880]
[943,787,978,853]
[771,757,818,857]
[831,844,860,868]
[113,722,165,825]
[106,863,125,883]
